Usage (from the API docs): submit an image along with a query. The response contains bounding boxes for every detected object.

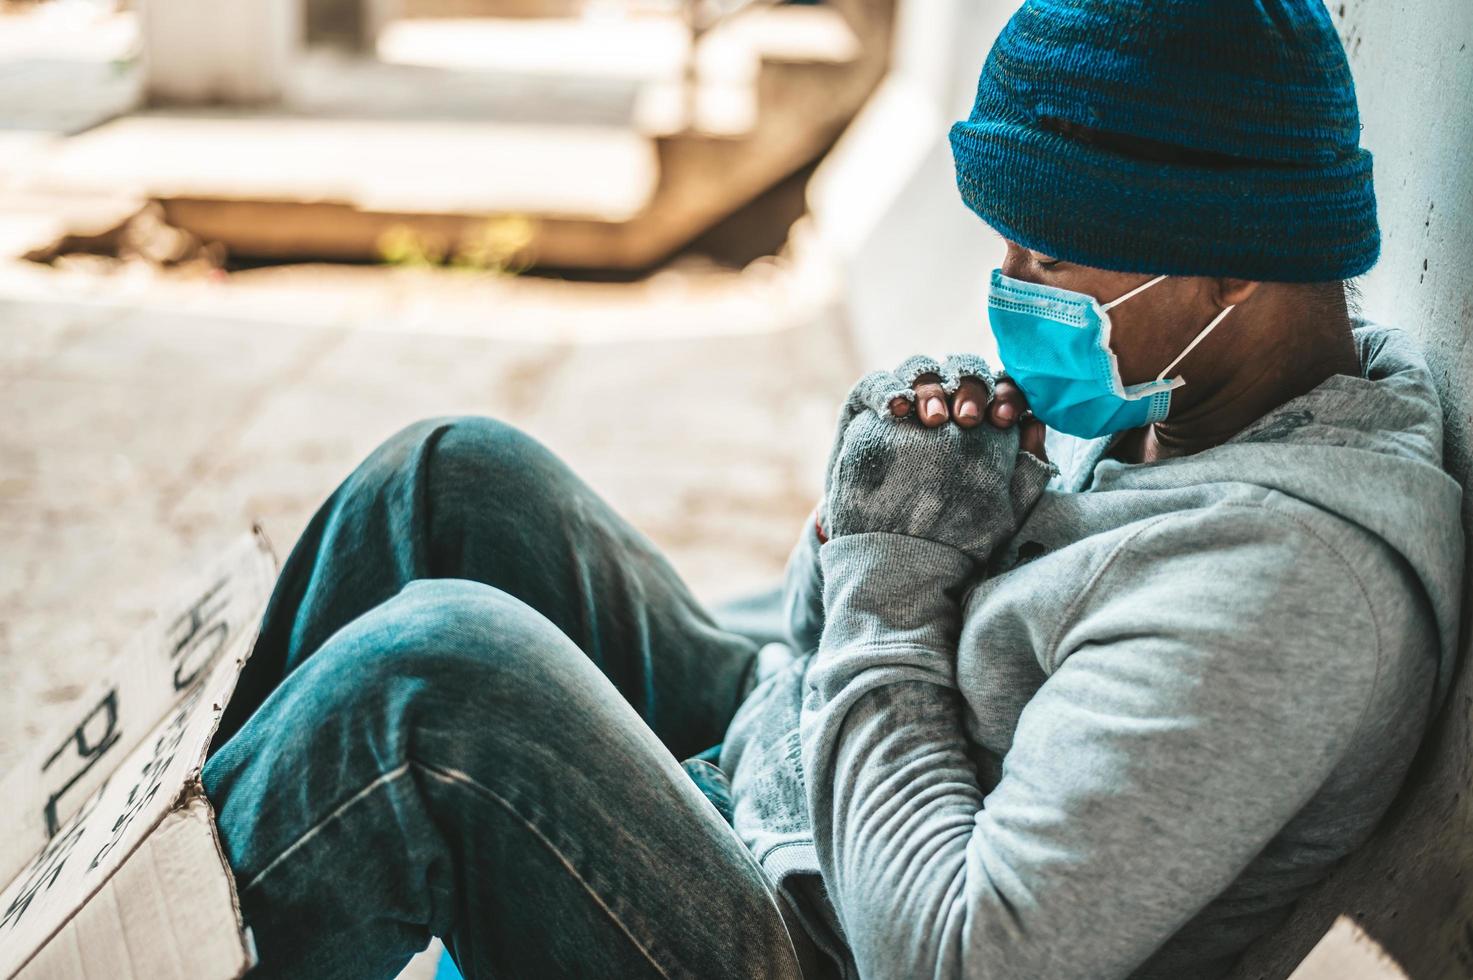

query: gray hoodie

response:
[718,322,1464,980]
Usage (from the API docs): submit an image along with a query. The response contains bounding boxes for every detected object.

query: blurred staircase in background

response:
[0,0,896,271]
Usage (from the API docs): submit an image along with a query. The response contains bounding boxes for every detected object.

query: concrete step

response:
[399,0,586,17]
[22,114,658,221]
[397,0,683,17]
[0,2,140,135]
[376,14,689,81]
[374,8,861,138]
[634,4,862,137]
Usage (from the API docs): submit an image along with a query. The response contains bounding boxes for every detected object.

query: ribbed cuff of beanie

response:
[948,119,1380,282]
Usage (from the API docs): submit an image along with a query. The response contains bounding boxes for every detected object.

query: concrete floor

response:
[0,255,856,772]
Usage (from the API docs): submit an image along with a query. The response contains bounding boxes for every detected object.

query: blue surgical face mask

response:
[986,267,1236,440]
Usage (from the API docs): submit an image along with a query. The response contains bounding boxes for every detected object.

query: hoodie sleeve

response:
[799,504,1382,980]
[780,502,826,654]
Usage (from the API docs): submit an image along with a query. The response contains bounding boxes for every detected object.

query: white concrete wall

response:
[1228,2,1473,977]
[804,0,1019,372]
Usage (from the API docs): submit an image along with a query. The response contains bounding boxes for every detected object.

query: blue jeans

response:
[201,417,810,979]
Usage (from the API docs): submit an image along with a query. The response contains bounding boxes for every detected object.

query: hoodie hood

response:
[1049,321,1466,719]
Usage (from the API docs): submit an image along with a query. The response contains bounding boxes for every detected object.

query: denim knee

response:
[204,579,586,874]
[328,577,571,704]
[363,415,577,514]
[305,579,595,772]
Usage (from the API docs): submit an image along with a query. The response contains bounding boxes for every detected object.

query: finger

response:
[950,377,991,428]
[894,355,945,425]
[911,372,949,428]
[848,369,913,417]
[939,352,998,399]
[989,379,1028,428]
[1019,414,1048,461]
[889,396,911,417]
[893,354,945,387]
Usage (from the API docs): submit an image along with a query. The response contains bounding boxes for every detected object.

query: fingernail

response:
[996,401,1017,422]
[957,401,980,421]
[925,396,945,418]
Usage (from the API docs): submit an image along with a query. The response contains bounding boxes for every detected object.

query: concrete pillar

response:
[305,0,398,54]
[139,0,300,105]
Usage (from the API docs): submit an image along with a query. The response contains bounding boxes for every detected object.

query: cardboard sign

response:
[0,531,276,980]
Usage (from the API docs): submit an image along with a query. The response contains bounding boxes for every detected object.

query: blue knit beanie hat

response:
[949,0,1379,282]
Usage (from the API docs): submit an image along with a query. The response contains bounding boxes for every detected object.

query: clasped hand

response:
[819,354,1055,563]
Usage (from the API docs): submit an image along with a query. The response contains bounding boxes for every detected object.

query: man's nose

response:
[999,241,1038,283]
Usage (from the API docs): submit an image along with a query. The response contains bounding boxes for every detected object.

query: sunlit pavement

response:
[0,255,857,772]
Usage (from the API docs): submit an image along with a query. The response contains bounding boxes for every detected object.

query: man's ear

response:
[1215,278,1260,307]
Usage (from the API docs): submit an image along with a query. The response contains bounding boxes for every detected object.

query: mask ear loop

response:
[1155,304,1236,383]
[1100,274,1168,311]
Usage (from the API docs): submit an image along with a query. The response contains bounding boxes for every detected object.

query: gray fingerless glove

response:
[819,353,1056,564]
